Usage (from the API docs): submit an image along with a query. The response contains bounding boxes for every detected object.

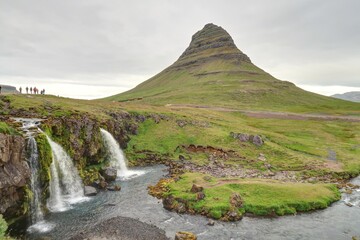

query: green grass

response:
[166,172,340,219]
[105,53,360,115]
[0,122,18,135]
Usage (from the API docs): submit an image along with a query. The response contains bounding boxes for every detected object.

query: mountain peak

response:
[176,23,251,66]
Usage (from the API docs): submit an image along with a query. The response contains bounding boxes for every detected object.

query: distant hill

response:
[0,84,19,94]
[106,23,360,114]
[332,91,360,103]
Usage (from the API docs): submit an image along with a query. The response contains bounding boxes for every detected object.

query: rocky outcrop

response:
[230,132,264,146]
[0,133,30,219]
[174,23,251,70]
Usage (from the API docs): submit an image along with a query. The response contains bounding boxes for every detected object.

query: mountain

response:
[0,84,18,94]
[332,91,360,103]
[107,23,359,113]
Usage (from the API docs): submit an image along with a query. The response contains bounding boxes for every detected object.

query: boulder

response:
[190,184,203,193]
[226,208,243,221]
[196,192,205,200]
[229,192,243,208]
[207,219,215,226]
[163,195,175,210]
[238,133,249,142]
[175,231,197,240]
[101,167,117,182]
[252,135,263,146]
[107,184,121,191]
[84,186,97,196]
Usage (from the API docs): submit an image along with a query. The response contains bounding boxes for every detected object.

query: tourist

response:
[43,89,45,95]
[0,85,2,94]
[26,86,29,94]
[19,87,22,94]
[30,87,33,94]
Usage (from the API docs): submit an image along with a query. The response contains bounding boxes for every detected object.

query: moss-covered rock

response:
[35,134,52,208]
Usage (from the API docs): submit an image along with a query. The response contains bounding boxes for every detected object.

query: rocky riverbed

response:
[70,216,168,240]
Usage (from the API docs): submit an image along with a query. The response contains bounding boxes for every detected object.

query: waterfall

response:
[46,136,86,212]
[100,128,145,180]
[27,137,44,224]
[13,118,55,233]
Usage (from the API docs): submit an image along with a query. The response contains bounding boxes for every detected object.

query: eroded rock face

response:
[175,23,251,69]
[0,133,30,219]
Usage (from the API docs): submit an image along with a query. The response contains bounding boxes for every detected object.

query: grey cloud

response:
[0,0,359,91]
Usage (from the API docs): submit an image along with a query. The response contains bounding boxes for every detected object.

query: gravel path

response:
[70,216,169,240]
[166,104,360,122]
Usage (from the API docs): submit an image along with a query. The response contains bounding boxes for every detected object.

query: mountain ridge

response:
[106,23,360,114]
[332,91,360,103]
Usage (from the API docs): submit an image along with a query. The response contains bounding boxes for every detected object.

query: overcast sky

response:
[1,0,360,99]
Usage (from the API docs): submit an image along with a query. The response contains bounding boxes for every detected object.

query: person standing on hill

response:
[26,87,28,94]
[30,87,33,94]
[19,87,22,93]
[0,85,2,94]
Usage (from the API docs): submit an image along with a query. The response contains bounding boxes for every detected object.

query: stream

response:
[25,165,360,240]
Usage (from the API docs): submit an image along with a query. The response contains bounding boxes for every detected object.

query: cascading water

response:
[46,136,86,212]
[100,128,145,180]
[13,118,54,233]
[27,137,44,224]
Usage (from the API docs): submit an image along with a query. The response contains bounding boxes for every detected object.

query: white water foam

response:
[46,136,88,212]
[100,128,145,180]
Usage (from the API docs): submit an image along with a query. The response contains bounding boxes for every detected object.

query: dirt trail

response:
[166,104,360,122]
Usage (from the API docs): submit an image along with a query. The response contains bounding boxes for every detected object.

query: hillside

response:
[332,91,360,103]
[106,24,360,114]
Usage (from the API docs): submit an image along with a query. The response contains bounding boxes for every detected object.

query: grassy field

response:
[162,172,340,219]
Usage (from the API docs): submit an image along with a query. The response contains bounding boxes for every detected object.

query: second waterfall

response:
[46,136,86,212]
[100,128,145,180]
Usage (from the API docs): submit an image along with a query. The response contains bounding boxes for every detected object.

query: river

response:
[26,165,360,240]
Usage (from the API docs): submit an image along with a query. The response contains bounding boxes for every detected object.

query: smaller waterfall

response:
[27,137,44,224]
[46,136,86,212]
[100,128,145,180]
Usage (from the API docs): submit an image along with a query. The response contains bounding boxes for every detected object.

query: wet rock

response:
[226,208,243,221]
[190,184,204,193]
[175,231,197,240]
[196,192,205,200]
[207,219,215,226]
[107,184,121,191]
[0,133,30,218]
[163,195,175,210]
[101,167,117,182]
[84,186,97,196]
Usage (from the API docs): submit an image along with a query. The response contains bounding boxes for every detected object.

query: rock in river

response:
[101,167,117,182]
[84,186,97,196]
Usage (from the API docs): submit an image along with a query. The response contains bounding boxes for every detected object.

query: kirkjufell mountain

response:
[107,23,359,113]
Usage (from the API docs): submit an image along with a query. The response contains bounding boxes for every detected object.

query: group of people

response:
[19,86,45,95]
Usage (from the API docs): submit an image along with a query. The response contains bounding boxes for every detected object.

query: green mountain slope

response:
[106,23,359,114]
